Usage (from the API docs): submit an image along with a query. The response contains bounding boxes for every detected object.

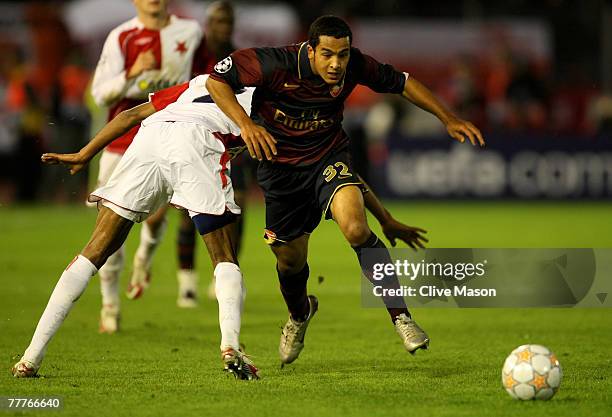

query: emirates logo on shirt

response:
[214,56,233,74]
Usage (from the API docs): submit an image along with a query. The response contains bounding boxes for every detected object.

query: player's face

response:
[206,8,234,44]
[308,35,350,85]
[133,0,168,15]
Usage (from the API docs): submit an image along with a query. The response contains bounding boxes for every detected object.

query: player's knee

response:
[342,222,371,247]
[192,211,237,236]
[276,256,307,276]
[209,251,237,267]
[82,228,122,268]
[81,243,110,269]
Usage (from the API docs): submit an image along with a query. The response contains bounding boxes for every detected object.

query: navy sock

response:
[177,220,196,270]
[353,233,410,322]
[278,263,310,321]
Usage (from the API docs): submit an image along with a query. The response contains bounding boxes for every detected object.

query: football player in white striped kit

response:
[13,75,264,380]
[91,0,206,333]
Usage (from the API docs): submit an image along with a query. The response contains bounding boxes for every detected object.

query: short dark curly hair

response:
[307,15,352,49]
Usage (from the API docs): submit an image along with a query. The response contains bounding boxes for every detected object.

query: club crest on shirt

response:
[175,40,188,54]
[134,37,153,46]
[214,56,233,74]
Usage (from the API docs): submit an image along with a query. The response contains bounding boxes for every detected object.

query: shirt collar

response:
[134,14,175,30]
[297,41,317,80]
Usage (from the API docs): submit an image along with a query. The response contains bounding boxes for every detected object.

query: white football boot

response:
[126,255,151,300]
[177,269,199,308]
[221,348,260,380]
[394,313,429,354]
[279,295,318,365]
[11,359,38,378]
[99,304,120,334]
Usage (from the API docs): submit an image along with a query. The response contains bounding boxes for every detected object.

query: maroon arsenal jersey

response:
[210,42,407,166]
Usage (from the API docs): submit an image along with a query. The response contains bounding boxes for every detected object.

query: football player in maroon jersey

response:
[206,15,484,364]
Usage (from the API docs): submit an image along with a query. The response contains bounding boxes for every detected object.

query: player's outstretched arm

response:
[359,175,428,250]
[41,102,156,175]
[402,77,485,147]
[205,77,277,161]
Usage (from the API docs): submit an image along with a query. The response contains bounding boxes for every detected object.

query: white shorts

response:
[89,121,240,223]
[97,150,123,186]
[85,149,123,208]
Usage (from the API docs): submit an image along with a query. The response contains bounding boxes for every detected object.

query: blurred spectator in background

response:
[0,41,24,202]
[504,56,549,132]
[0,0,608,206]
[484,45,550,133]
[589,94,612,136]
[41,48,91,202]
[440,55,486,131]
[4,4,74,202]
[194,0,236,74]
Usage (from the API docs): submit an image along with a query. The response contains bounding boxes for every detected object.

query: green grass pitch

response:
[1,202,611,416]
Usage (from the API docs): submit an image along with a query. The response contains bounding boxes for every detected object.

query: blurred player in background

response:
[90,0,203,333]
[206,15,484,365]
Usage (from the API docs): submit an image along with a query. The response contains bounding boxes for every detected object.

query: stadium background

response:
[0,1,610,416]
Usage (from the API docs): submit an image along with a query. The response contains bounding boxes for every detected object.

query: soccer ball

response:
[502,344,562,400]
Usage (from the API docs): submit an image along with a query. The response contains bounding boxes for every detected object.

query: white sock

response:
[177,269,199,295]
[134,220,167,266]
[99,246,124,307]
[214,262,244,351]
[241,279,247,313]
[23,255,98,367]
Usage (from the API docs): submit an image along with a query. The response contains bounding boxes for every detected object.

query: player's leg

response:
[257,161,322,365]
[13,206,133,377]
[271,235,319,365]
[127,204,168,300]
[94,121,172,333]
[98,247,124,333]
[95,150,125,334]
[273,235,310,320]
[190,211,258,380]
[202,190,246,302]
[176,209,199,307]
[166,123,257,379]
[330,184,408,317]
[204,155,250,300]
[329,185,429,354]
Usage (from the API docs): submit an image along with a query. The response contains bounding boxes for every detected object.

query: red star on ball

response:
[175,41,187,54]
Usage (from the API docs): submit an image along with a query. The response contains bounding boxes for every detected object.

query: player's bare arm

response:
[359,175,428,250]
[41,102,156,174]
[205,77,277,161]
[402,76,485,147]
